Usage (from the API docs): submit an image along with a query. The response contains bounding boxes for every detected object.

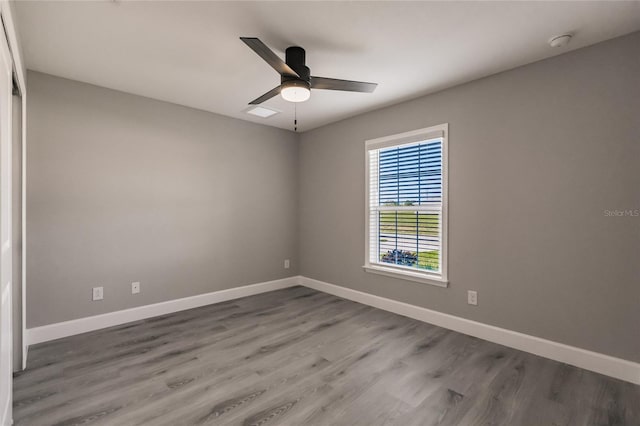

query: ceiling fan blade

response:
[311,76,377,93]
[240,37,299,78]
[249,85,282,105]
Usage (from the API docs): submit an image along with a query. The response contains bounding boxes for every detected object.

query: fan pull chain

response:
[294,103,298,132]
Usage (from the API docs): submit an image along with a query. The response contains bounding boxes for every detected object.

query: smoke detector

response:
[549,34,572,48]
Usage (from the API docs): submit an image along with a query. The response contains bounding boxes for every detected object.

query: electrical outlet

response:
[92,286,103,301]
[131,282,141,294]
[467,290,478,306]
[284,259,290,269]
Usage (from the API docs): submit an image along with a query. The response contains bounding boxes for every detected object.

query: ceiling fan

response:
[240,37,377,105]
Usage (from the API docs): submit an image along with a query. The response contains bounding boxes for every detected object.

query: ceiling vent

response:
[244,105,280,118]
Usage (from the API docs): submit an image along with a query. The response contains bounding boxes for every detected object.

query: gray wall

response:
[299,32,640,362]
[27,71,299,327]
[12,94,23,370]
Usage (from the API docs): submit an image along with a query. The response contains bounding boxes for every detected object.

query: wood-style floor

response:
[13,286,640,426]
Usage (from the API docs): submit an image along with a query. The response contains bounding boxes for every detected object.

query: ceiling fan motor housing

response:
[283,46,310,85]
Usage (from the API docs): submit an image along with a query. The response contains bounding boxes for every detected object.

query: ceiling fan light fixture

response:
[281,80,311,103]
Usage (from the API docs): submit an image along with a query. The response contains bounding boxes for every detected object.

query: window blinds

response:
[368,137,443,273]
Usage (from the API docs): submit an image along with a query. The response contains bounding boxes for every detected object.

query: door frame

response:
[0,14,13,425]
[0,2,26,424]
[0,0,28,373]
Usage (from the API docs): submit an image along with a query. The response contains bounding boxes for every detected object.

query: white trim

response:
[363,264,448,287]
[364,123,449,284]
[0,0,28,374]
[365,125,446,151]
[22,275,640,385]
[0,1,26,91]
[25,276,298,346]
[0,396,8,426]
[20,92,26,371]
[0,17,12,426]
[299,276,640,385]
[441,126,449,282]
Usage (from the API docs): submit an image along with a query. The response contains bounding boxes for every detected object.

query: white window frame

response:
[363,123,449,287]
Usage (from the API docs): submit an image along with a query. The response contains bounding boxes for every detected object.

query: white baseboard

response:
[299,276,640,385]
[25,276,299,347]
[24,274,640,385]
[22,344,27,371]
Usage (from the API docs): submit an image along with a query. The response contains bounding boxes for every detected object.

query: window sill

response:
[363,264,449,288]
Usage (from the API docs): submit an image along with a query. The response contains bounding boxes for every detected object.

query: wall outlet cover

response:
[467,290,478,306]
[92,287,104,301]
[132,282,141,294]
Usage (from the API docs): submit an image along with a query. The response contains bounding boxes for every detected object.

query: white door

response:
[0,24,13,426]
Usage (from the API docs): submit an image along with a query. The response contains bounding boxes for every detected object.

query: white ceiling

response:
[15,1,640,132]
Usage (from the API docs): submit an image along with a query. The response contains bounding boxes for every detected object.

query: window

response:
[364,124,448,286]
